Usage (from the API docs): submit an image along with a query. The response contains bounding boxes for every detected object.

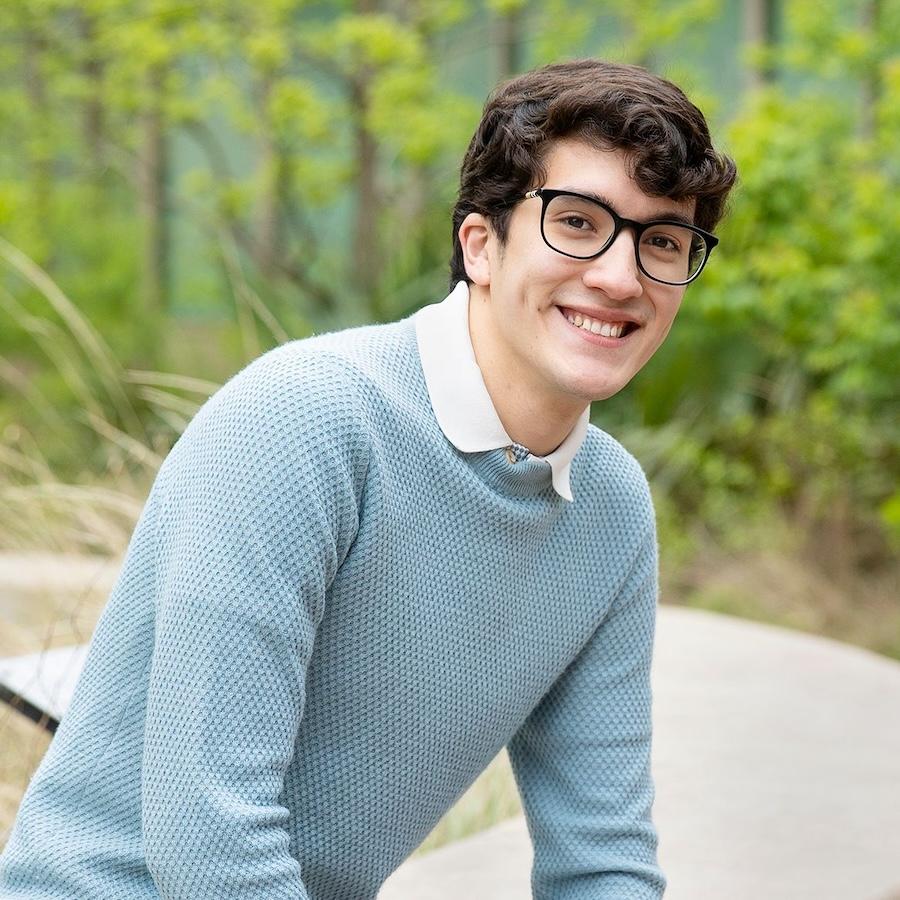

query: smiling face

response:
[462,138,694,424]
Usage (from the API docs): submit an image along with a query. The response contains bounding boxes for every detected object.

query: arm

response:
[139,350,366,899]
[507,525,666,900]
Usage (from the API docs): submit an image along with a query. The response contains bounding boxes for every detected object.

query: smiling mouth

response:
[558,306,639,339]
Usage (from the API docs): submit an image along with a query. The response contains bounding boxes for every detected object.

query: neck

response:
[467,285,589,457]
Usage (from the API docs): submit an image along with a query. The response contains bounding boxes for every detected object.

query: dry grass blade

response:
[0,444,54,482]
[78,411,164,471]
[0,355,69,435]
[0,712,51,845]
[0,485,139,555]
[0,287,109,426]
[125,369,220,397]
[136,386,204,420]
[218,228,291,347]
[151,407,191,435]
[0,493,67,555]
[2,484,145,520]
[0,236,146,442]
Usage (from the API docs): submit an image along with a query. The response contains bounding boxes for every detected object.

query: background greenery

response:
[0,0,898,852]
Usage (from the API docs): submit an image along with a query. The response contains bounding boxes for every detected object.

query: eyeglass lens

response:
[542,193,708,284]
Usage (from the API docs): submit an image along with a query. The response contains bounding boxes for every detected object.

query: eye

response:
[644,232,682,253]
[559,214,595,232]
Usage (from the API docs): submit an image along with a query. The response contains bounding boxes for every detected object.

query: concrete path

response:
[0,552,119,599]
[3,555,899,898]
[381,606,900,900]
[0,552,117,641]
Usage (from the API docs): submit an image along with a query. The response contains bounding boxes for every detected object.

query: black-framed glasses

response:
[523,188,719,286]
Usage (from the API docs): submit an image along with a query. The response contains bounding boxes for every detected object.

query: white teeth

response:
[564,309,628,339]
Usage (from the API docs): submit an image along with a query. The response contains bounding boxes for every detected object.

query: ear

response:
[458,213,492,286]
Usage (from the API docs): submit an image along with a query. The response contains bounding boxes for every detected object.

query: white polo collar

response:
[413,281,590,502]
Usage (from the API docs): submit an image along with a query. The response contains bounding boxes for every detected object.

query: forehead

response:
[538,138,696,223]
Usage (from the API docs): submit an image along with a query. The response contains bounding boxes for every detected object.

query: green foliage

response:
[266,79,331,143]
[529,0,596,64]
[486,0,527,14]
[0,0,898,587]
[599,0,723,63]
[305,14,424,70]
[368,69,480,165]
[609,1,900,574]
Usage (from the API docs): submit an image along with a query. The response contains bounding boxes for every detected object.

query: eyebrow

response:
[557,186,697,228]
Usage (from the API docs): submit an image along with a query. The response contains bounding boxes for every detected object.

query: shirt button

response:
[505,446,517,464]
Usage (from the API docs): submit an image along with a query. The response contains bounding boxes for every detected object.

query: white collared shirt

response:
[414,281,590,502]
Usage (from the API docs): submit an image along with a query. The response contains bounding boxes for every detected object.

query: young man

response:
[0,60,735,898]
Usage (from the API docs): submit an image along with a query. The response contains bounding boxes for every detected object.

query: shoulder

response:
[222,318,419,417]
[221,320,406,398]
[191,318,415,436]
[570,423,655,532]
[156,323,419,498]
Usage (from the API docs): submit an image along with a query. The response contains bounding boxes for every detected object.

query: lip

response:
[555,305,641,345]
[556,304,642,327]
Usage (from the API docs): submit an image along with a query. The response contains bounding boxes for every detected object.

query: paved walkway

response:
[381,606,900,900]
[3,555,899,898]
[0,552,119,599]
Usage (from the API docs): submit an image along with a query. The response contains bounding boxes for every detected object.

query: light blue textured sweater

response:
[0,311,665,898]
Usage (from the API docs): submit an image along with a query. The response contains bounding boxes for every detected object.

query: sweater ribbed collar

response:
[413,281,590,503]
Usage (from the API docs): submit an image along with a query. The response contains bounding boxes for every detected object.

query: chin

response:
[563,371,634,404]
[588,385,628,403]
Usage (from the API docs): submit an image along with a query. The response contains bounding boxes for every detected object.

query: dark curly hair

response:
[450,59,737,286]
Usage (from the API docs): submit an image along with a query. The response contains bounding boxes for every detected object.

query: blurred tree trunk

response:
[742,0,779,90]
[256,75,288,282]
[494,4,523,81]
[77,10,107,196]
[860,0,882,139]
[351,0,381,301]
[23,24,53,254]
[137,65,169,318]
[350,76,380,300]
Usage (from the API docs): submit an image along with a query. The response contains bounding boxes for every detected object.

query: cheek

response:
[641,292,682,354]
[654,289,684,327]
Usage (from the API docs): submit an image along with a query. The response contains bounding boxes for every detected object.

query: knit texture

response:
[0,316,665,899]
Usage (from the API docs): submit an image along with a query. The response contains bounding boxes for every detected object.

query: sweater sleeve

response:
[507,524,666,900]
[139,349,366,900]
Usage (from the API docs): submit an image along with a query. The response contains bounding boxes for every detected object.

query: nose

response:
[581,230,642,300]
